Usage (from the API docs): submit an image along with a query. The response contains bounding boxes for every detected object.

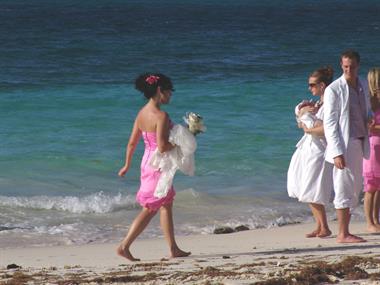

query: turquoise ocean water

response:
[1,0,380,247]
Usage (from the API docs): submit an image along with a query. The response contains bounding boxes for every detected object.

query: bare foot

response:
[367,225,380,233]
[305,230,319,238]
[317,229,332,238]
[336,234,366,243]
[116,245,140,261]
[170,247,191,258]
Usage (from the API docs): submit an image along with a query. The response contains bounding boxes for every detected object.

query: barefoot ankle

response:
[170,247,191,258]
[305,229,320,238]
[317,229,332,238]
[336,234,366,243]
[117,245,140,262]
[367,224,380,233]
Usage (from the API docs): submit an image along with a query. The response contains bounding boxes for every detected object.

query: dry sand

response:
[1,221,380,284]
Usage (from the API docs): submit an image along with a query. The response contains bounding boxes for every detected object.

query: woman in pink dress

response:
[363,68,380,233]
[117,73,190,261]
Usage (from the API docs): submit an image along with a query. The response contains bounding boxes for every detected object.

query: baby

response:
[295,99,323,129]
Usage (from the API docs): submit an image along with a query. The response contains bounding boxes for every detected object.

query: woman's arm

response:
[302,121,325,137]
[118,119,141,177]
[156,112,175,153]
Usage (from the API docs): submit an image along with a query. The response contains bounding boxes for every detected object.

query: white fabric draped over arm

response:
[150,125,197,198]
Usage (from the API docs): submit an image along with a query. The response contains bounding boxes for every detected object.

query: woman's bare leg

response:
[306,203,321,238]
[307,203,331,238]
[364,191,380,232]
[160,202,191,258]
[117,207,157,261]
[312,203,331,237]
[373,191,380,226]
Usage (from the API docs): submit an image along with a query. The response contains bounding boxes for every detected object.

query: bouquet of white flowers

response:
[183,112,207,135]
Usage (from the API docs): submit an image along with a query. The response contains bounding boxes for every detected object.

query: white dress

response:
[149,124,196,198]
[287,104,333,205]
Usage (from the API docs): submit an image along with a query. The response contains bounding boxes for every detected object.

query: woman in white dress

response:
[287,66,334,238]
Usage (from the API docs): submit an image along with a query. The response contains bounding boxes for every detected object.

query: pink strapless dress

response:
[363,109,380,191]
[136,131,176,211]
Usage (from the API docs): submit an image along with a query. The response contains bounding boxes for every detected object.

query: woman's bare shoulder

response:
[135,107,169,131]
[156,110,169,120]
[134,108,149,130]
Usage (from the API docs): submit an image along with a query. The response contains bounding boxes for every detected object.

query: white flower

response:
[183,112,206,135]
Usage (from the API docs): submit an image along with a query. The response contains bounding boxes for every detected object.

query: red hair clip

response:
[145,75,160,85]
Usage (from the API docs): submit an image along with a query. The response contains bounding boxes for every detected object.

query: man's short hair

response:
[341,49,360,63]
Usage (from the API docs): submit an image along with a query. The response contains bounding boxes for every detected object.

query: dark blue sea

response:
[1,0,380,247]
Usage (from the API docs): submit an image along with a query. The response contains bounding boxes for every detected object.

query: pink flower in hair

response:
[145,75,160,85]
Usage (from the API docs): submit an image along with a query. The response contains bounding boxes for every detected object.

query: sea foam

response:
[0,192,137,214]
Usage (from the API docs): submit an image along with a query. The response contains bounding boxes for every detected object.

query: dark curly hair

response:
[135,73,174,99]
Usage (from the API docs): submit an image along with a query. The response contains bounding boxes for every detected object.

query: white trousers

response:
[326,138,364,209]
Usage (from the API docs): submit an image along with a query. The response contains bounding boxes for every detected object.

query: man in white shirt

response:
[324,50,370,243]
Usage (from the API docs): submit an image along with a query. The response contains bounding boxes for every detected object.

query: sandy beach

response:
[1,221,380,284]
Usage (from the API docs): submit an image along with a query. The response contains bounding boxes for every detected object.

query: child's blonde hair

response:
[368,68,380,112]
[368,68,380,97]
